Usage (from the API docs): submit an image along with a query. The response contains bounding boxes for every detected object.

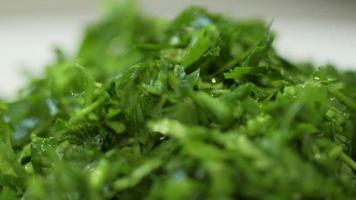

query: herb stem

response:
[71,96,106,122]
[330,89,356,111]
[340,152,356,171]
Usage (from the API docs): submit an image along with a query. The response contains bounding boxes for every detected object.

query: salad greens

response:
[1,0,356,199]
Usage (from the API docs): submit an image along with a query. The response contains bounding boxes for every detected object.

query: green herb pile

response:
[1,1,356,199]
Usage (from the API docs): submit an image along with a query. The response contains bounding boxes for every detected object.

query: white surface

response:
[0,14,95,98]
[1,0,356,98]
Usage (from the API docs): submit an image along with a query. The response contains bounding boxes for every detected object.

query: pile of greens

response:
[1,1,356,199]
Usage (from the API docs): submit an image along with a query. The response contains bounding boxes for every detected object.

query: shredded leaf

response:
[1,1,356,199]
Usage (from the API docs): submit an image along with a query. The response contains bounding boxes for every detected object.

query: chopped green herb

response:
[1,1,356,199]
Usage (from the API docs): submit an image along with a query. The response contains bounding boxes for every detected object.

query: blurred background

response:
[1,0,356,98]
